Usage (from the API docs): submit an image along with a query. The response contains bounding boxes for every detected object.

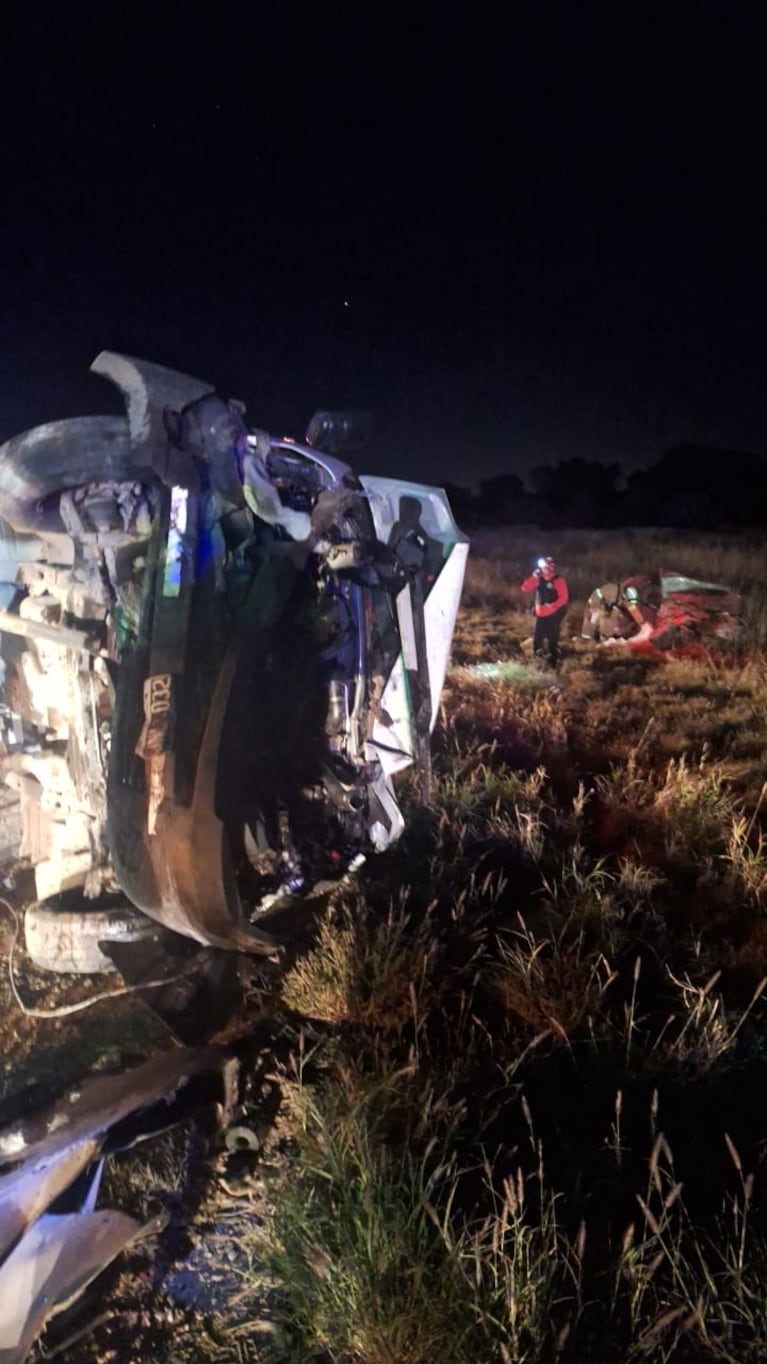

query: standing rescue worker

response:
[521,556,569,665]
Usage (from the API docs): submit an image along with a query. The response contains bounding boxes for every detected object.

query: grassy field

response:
[4,525,767,1363]
[258,526,767,1363]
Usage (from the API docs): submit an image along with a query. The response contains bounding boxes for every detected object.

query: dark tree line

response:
[445,446,767,529]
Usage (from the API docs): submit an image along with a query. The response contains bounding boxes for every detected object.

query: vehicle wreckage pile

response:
[0,352,468,968]
[0,352,469,1358]
[581,570,743,650]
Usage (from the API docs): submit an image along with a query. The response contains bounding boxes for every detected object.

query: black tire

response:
[0,414,133,533]
[24,901,161,975]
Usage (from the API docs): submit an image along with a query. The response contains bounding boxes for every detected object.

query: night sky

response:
[1,2,766,488]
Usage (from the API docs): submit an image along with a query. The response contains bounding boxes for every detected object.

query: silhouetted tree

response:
[529,459,621,525]
[441,482,477,527]
[474,473,526,524]
[626,446,767,526]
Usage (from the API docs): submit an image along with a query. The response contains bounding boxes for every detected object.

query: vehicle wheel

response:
[24,901,162,975]
[0,415,133,534]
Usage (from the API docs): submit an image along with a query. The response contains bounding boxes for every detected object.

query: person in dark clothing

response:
[520,556,569,665]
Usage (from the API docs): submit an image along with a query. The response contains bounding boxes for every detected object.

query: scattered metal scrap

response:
[0,1196,155,1364]
[0,1046,239,1362]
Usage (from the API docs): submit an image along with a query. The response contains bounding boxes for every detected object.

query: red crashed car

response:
[582,571,742,649]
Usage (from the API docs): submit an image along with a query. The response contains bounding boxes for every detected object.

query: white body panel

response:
[362,475,469,778]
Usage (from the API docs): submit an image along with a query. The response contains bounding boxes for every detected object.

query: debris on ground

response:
[0,1047,239,1363]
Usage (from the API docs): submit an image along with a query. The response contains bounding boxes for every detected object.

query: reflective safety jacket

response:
[520,572,569,618]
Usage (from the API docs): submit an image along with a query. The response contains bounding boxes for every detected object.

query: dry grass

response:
[262,526,767,1363]
[6,525,767,1362]
[489,921,616,1042]
[280,900,437,1031]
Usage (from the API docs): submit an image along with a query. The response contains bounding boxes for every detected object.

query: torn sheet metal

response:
[584,569,743,650]
[0,1046,238,1361]
[0,1045,238,1176]
[0,1138,99,1269]
[0,1207,153,1364]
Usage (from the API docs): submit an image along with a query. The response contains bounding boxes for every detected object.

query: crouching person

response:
[521,556,569,666]
[582,575,658,643]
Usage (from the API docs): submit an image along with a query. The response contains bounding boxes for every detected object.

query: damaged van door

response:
[0,353,468,963]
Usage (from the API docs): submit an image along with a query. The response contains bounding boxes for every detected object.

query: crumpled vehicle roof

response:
[595,569,742,651]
